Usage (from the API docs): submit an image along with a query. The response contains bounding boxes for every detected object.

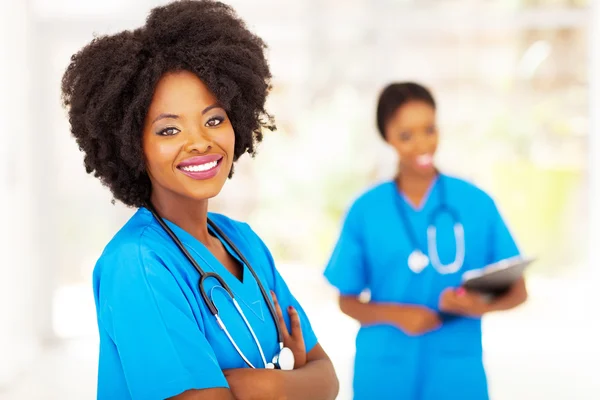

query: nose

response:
[183,127,212,154]
[415,133,433,154]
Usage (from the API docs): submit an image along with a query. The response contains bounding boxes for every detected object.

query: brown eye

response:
[157,127,180,136]
[426,126,437,135]
[205,116,225,127]
[399,132,412,141]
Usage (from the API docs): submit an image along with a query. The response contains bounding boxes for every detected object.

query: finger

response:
[444,291,461,306]
[440,288,452,298]
[453,296,471,310]
[287,305,304,340]
[270,291,290,338]
[445,294,467,312]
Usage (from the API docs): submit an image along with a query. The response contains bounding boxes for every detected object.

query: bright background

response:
[1,0,599,399]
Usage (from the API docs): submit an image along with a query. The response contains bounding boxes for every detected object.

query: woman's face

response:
[384,100,438,177]
[142,70,235,205]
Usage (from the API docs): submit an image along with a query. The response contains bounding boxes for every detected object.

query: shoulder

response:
[208,211,249,234]
[94,208,168,281]
[208,212,270,258]
[441,174,498,214]
[347,180,395,215]
[442,174,495,203]
[208,212,257,245]
[209,212,277,280]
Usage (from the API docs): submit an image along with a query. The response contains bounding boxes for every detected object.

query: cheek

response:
[143,137,181,172]
[389,138,413,157]
[217,128,236,158]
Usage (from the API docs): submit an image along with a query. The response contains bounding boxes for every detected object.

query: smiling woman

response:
[323,82,528,400]
[142,72,234,205]
[60,1,338,399]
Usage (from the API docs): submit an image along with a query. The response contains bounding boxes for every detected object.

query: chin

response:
[188,187,224,201]
[406,164,436,178]
[418,166,437,176]
[174,178,225,201]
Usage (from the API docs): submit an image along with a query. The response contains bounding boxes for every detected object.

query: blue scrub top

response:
[324,174,520,400]
[93,208,318,400]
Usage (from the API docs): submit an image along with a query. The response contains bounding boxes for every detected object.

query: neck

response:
[149,192,212,246]
[396,167,438,207]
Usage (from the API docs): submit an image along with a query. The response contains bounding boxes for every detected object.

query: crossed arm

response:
[171,292,339,400]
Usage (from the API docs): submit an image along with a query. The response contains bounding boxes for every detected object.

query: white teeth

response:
[180,160,218,172]
[417,154,433,165]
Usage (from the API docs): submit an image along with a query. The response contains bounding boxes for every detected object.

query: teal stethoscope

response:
[394,173,465,274]
[147,204,295,370]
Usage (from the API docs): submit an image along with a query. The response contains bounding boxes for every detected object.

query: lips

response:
[416,154,434,168]
[176,154,223,180]
[177,154,222,169]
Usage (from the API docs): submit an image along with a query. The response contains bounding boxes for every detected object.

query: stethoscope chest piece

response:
[267,346,295,370]
[395,174,466,275]
[146,204,295,370]
[408,250,429,274]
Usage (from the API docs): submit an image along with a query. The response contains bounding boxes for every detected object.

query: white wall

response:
[589,0,600,279]
[0,0,39,387]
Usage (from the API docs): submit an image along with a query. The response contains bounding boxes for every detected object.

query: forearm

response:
[169,388,235,400]
[486,278,528,312]
[339,295,414,329]
[279,357,339,400]
[223,345,338,400]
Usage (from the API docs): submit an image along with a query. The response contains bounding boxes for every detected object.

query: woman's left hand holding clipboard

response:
[439,287,489,317]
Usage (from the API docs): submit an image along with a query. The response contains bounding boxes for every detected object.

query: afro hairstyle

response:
[61,0,275,207]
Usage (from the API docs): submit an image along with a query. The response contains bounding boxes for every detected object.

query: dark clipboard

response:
[461,256,535,296]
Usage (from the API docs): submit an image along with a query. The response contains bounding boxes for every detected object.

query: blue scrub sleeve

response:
[323,203,368,296]
[96,243,228,399]
[243,223,319,354]
[486,200,520,264]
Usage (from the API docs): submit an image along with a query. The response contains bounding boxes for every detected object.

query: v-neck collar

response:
[208,221,245,285]
[395,175,439,212]
[141,208,267,322]
[142,208,252,292]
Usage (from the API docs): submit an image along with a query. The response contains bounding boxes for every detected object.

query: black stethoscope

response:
[147,204,295,370]
[393,173,465,274]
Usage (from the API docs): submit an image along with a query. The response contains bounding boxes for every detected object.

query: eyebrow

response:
[151,104,222,125]
[151,113,179,124]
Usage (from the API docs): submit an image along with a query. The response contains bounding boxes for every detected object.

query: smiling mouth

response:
[175,155,224,180]
[178,159,220,172]
[416,154,433,167]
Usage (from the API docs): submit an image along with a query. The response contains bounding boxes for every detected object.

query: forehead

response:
[148,70,218,115]
[388,101,435,129]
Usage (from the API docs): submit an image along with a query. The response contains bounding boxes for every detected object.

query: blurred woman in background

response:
[324,82,528,400]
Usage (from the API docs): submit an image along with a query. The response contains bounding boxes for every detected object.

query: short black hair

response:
[376,82,436,139]
[61,0,274,208]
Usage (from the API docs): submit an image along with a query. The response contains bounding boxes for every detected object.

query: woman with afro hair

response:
[61,1,338,399]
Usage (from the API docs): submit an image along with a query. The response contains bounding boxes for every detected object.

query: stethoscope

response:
[147,204,295,370]
[393,173,465,274]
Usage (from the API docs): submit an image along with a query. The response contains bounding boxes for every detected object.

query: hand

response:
[271,291,307,368]
[223,368,285,400]
[390,304,441,336]
[439,287,489,317]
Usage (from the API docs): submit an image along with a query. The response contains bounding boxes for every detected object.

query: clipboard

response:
[461,256,535,296]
